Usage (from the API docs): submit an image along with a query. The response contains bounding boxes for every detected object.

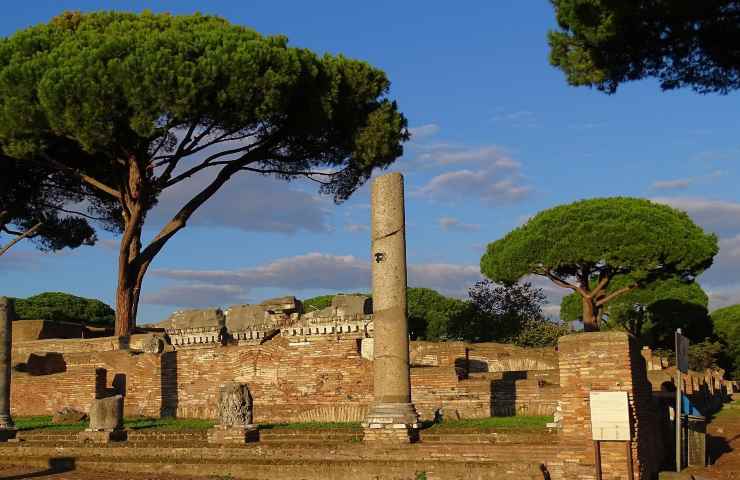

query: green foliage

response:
[688,340,724,371]
[0,11,407,199]
[14,416,215,431]
[512,318,571,348]
[0,11,408,333]
[14,292,114,326]
[712,304,740,376]
[0,155,98,254]
[302,295,335,312]
[124,417,214,431]
[455,280,568,347]
[560,278,711,348]
[426,415,552,430]
[654,340,725,373]
[14,415,86,432]
[407,287,474,341]
[481,197,717,329]
[548,0,740,94]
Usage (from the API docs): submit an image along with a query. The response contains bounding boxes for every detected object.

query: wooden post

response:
[594,440,602,480]
[626,440,634,480]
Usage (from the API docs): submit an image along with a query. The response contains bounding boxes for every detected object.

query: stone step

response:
[259,430,361,443]
[0,454,549,480]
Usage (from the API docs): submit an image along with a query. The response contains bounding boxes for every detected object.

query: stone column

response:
[363,172,420,443]
[0,297,16,441]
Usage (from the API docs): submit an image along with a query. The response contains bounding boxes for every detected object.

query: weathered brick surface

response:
[11,337,558,423]
[552,332,661,480]
[12,348,163,417]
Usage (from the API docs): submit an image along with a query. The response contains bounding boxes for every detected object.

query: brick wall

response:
[550,332,661,480]
[11,336,501,423]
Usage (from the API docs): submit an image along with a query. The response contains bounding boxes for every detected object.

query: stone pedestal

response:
[363,173,419,443]
[207,425,259,444]
[80,394,125,444]
[78,429,127,444]
[0,297,16,442]
[208,382,258,444]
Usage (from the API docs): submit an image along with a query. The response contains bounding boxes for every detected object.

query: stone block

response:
[207,425,259,444]
[88,395,123,431]
[52,407,87,425]
[225,304,269,332]
[261,296,301,314]
[332,294,372,316]
[78,429,127,444]
[218,382,253,427]
[168,308,225,330]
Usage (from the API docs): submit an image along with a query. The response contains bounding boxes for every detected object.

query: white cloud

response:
[650,170,724,191]
[651,197,740,236]
[149,253,483,300]
[491,110,537,128]
[415,169,531,203]
[148,172,331,234]
[438,216,480,232]
[0,249,42,272]
[692,148,740,163]
[344,223,369,233]
[408,123,440,140]
[142,284,247,308]
[96,239,119,251]
[408,263,482,296]
[706,284,740,311]
[651,179,692,191]
[417,145,519,169]
[699,234,740,286]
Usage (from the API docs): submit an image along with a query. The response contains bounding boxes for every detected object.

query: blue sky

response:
[1,1,739,323]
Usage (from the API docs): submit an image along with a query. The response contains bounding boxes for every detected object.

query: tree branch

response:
[163,135,273,188]
[542,269,585,295]
[596,284,637,307]
[591,271,611,297]
[41,153,121,200]
[0,221,43,256]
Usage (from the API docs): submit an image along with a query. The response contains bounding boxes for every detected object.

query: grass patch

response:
[259,421,362,430]
[124,417,215,430]
[426,415,552,430]
[14,416,86,432]
[13,416,215,432]
[715,400,740,418]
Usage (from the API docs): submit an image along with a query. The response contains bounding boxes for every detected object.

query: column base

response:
[78,429,127,444]
[207,425,259,444]
[362,402,420,443]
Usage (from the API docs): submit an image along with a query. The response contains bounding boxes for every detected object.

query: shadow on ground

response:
[0,458,76,479]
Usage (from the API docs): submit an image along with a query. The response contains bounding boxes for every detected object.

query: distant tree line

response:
[11,292,114,326]
[304,283,570,348]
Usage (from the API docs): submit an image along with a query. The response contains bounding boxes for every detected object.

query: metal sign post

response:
[675,329,689,472]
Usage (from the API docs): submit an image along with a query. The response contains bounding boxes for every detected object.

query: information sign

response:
[590,391,631,441]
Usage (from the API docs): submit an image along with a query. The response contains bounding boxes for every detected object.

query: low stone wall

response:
[409,341,558,373]
[11,336,498,422]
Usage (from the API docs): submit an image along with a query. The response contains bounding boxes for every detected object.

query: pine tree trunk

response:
[582,296,599,332]
[114,275,136,337]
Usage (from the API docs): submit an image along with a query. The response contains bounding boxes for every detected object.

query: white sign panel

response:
[590,391,631,441]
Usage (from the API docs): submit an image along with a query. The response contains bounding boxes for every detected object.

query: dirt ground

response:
[685,405,740,479]
[0,465,219,480]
